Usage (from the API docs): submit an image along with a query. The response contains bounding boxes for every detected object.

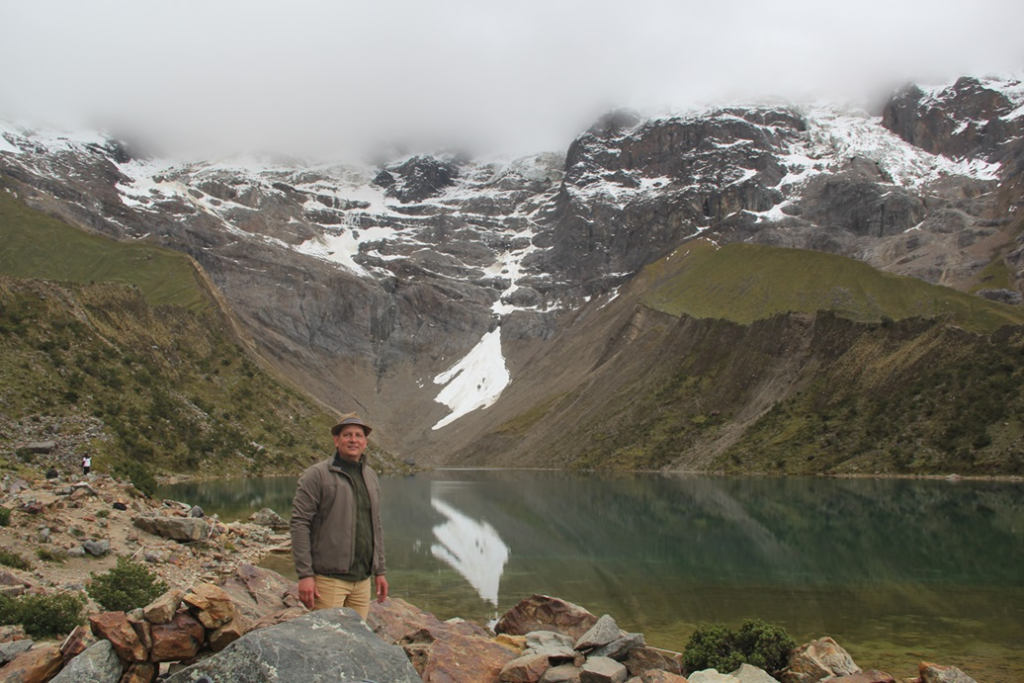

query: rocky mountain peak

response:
[2,73,1023,464]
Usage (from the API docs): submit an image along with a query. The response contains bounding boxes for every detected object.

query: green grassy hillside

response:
[643,239,1024,333]
[0,185,208,312]
[0,186,404,486]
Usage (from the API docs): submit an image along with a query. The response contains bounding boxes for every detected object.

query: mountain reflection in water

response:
[429,485,509,605]
[158,471,1024,683]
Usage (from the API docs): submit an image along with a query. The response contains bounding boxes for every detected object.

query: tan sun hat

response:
[331,413,372,436]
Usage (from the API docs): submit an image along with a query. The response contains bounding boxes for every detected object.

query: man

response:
[290,413,388,619]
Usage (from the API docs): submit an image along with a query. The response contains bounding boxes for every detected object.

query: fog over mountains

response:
[2,72,1024,470]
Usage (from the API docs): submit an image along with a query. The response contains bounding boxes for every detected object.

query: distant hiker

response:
[290,413,388,619]
[82,454,91,476]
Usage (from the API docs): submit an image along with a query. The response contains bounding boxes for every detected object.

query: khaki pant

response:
[313,575,372,619]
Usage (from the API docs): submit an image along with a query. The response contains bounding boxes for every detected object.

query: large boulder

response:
[495,594,599,640]
[133,514,210,542]
[165,608,421,683]
[49,639,122,683]
[781,637,860,683]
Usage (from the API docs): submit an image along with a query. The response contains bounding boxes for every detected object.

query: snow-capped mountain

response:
[2,74,1023,465]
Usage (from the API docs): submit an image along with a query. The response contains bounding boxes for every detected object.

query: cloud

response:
[2,0,1022,159]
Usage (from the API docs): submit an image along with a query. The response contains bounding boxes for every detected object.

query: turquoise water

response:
[159,471,1024,682]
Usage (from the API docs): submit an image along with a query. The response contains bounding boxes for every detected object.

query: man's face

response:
[334,425,367,462]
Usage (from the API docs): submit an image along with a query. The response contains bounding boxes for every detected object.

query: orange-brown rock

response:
[183,583,237,629]
[142,588,185,625]
[59,625,94,663]
[120,661,158,683]
[626,646,684,677]
[149,611,205,663]
[90,611,148,663]
[0,644,64,683]
[494,594,599,641]
[500,652,552,683]
[406,629,517,683]
[639,671,689,683]
[918,661,977,683]
[208,613,249,652]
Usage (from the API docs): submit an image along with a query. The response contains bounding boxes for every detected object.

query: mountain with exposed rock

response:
[2,73,1024,475]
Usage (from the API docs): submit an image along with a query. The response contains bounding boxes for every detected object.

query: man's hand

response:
[298,576,319,609]
[375,575,389,603]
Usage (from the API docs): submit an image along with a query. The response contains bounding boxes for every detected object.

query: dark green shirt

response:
[331,453,374,581]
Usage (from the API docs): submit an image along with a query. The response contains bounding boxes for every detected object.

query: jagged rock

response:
[580,655,628,683]
[149,611,204,663]
[0,638,33,665]
[208,615,248,652]
[248,507,287,529]
[404,627,517,683]
[496,594,600,640]
[215,563,300,623]
[575,614,623,652]
[82,539,110,556]
[624,646,683,677]
[142,588,185,624]
[249,606,306,631]
[49,639,122,683]
[164,608,421,683]
[21,441,57,454]
[541,662,584,682]
[919,661,977,683]
[0,644,64,683]
[183,583,237,629]
[500,652,553,683]
[89,611,147,663]
[689,670,739,682]
[781,637,861,683]
[524,630,575,660]
[133,514,210,542]
[59,625,95,662]
[120,662,158,683]
[589,632,644,661]
[731,662,780,682]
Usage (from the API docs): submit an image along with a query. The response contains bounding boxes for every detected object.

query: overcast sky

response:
[3,0,1022,159]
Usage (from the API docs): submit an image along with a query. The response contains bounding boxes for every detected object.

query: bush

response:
[0,592,86,639]
[683,619,796,677]
[88,556,168,612]
[0,507,10,527]
[110,460,157,498]
[36,547,68,563]
[0,549,32,571]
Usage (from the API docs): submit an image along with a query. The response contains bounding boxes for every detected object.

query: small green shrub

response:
[110,460,157,498]
[88,556,168,612]
[683,619,796,677]
[0,592,86,639]
[0,507,10,527]
[36,547,68,563]
[96,509,110,518]
[0,549,32,571]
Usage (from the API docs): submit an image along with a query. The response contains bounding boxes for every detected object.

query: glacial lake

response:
[158,470,1024,682]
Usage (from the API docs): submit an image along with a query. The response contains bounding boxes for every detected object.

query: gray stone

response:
[580,655,628,683]
[22,441,56,454]
[82,539,110,556]
[731,663,779,683]
[164,607,421,683]
[690,670,740,683]
[248,507,288,529]
[525,630,576,660]
[589,631,644,661]
[0,639,34,665]
[133,514,210,542]
[541,663,583,683]
[50,639,122,683]
[575,614,622,652]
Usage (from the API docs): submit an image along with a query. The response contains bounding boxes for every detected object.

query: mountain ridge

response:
[2,73,1024,474]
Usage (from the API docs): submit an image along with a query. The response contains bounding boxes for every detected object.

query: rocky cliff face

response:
[1,74,1023,467]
